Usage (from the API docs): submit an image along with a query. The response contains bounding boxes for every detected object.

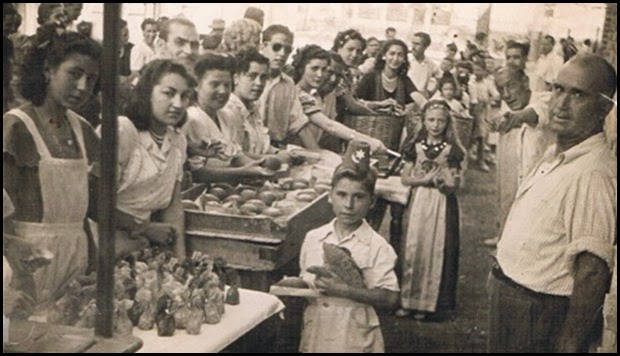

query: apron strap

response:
[66,110,88,160]
[7,108,52,159]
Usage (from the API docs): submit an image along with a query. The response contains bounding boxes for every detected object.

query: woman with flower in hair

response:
[332,29,366,88]
[330,30,400,121]
[3,30,101,303]
[291,44,386,153]
[397,100,465,321]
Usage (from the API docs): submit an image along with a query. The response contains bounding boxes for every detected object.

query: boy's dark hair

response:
[37,3,63,25]
[194,52,237,82]
[331,166,378,196]
[475,31,487,42]
[235,47,269,75]
[413,32,431,48]
[446,42,458,52]
[262,24,293,43]
[141,18,157,31]
[438,75,457,90]
[374,39,410,76]
[506,40,530,58]
[20,31,102,106]
[472,58,487,71]
[332,29,366,52]
[455,60,473,72]
[543,34,555,46]
[76,21,92,37]
[125,59,196,131]
[385,27,396,33]
[466,41,478,51]
[291,44,331,83]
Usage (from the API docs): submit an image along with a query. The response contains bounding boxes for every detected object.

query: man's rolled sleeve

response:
[563,171,617,273]
[529,92,552,127]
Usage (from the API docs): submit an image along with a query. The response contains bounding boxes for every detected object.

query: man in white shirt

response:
[534,35,564,92]
[505,40,546,93]
[407,32,438,98]
[489,55,617,353]
[489,66,553,245]
[130,18,158,73]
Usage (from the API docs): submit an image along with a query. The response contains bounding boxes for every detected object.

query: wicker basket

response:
[453,116,474,149]
[343,115,405,151]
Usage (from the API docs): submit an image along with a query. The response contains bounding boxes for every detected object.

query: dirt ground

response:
[379,166,498,353]
[226,165,499,353]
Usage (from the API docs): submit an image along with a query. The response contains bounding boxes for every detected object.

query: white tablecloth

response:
[135,288,285,353]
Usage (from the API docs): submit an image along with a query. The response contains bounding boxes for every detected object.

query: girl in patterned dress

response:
[396,100,465,320]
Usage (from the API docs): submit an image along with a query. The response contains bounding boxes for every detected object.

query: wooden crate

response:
[183,191,334,273]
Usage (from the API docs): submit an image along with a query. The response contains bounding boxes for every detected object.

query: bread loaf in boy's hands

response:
[307,243,365,288]
[274,276,310,289]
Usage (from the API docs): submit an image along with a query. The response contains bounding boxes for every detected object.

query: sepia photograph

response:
[2,3,617,353]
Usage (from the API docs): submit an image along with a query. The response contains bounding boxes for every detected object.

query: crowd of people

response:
[3,3,617,354]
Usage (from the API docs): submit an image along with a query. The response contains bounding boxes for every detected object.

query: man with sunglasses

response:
[488,55,617,353]
[258,24,319,149]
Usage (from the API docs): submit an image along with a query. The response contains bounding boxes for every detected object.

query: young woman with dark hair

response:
[89,59,196,259]
[3,30,101,303]
[291,44,386,152]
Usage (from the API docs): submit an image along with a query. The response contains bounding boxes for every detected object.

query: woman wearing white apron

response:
[90,60,195,259]
[3,31,101,303]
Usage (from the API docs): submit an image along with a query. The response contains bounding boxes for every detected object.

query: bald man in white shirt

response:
[488,55,617,353]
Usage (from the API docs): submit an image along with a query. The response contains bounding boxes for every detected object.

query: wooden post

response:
[95,3,121,339]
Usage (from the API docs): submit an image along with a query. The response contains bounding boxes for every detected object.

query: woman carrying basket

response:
[355,39,418,113]
[354,39,422,281]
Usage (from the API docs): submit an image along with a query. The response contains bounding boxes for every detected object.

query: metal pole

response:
[95,2,121,339]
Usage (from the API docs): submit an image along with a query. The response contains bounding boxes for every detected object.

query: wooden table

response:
[134,288,285,353]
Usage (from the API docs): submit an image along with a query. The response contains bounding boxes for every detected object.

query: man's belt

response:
[491,259,569,302]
